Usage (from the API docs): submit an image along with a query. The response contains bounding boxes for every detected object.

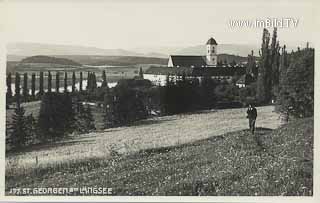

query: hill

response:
[20,55,81,66]
[5,106,313,195]
[47,55,168,66]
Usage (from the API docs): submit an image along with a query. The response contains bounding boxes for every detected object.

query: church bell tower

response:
[206,37,218,66]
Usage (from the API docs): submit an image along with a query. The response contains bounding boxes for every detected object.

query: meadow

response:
[5,107,313,196]
[6,106,280,177]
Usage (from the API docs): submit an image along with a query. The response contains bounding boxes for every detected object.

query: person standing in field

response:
[246,104,257,134]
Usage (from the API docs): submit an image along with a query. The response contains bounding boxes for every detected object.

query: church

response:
[168,37,219,68]
[144,37,253,86]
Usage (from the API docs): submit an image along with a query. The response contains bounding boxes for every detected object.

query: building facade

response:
[144,37,255,87]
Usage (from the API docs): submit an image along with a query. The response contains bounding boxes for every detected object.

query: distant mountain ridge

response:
[7,42,304,61]
[7,42,142,58]
[7,42,261,61]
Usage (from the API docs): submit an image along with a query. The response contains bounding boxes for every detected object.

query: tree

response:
[277,47,314,119]
[15,72,21,104]
[6,73,13,102]
[56,72,60,93]
[9,105,32,149]
[38,92,75,140]
[87,72,97,92]
[139,67,144,79]
[257,28,271,104]
[39,71,44,96]
[92,72,97,90]
[79,72,83,92]
[64,72,68,92]
[47,71,52,93]
[31,73,36,99]
[23,73,29,102]
[270,28,281,100]
[74,103,96,133]
[104,82,148,126]
[101,70,107,87]
[72,71,76,92]
[246,50,257,79]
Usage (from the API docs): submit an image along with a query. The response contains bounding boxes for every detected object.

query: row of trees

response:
[277,46,314,119]
[256,27,314,119]
[256,27,281,104]
[6,70,108,105]
[7,70,110,150]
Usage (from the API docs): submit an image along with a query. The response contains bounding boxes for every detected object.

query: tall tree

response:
[92,72,97,89]
[10,105,30,149]
[72,71,76,92]
[79,72,83,92]
[101,70,107,87]
[23,73,29,101]
[270,28,280,100]
[257,28,271,104]
[64,72,68,93]
[6,72,13,101]
[246,50,257,79]
[87,71,90,91]
[47,71,52,93]
[15,72,21,104]
[39,71,44,96]
[139,67,144,79]
[56,72,60,93]
[31,73,36,99]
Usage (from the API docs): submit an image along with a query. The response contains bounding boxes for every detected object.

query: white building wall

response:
[206,44,218,66]
[144,74,167,86]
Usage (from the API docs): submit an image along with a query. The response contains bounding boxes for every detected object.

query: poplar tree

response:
[31,73,36,99]
[72,71,76,92]
[6,72,13,101]
[102,70,107,87]
[87,72,91,91]
[39,71,44,96]
[64,72,68,93]
[56,72,60,93]
[79,72,83,92]
[47,71,52,93]
[23,73,29,101]
[139,67,144,79]
[257,28,271,104]
[15,72,21,104]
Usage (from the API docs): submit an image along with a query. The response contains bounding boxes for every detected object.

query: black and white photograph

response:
[1,0,317,200]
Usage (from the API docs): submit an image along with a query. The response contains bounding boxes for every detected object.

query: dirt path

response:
[6,106,281,173]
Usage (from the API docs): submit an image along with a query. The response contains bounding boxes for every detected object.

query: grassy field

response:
[6,106,280,174]
[5,114,313,195]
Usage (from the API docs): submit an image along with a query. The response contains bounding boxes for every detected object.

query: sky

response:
[2,0,317,50]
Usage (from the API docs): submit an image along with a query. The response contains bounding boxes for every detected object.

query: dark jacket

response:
[247,107,257,119]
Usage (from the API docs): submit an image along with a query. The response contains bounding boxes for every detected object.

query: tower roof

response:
[206,37,218,45]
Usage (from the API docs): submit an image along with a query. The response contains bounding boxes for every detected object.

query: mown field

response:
[5,113,313,196]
